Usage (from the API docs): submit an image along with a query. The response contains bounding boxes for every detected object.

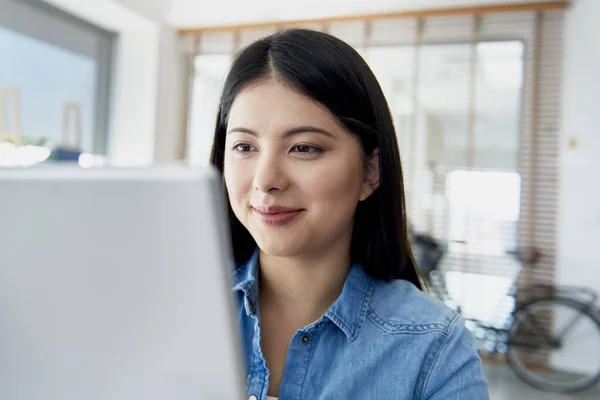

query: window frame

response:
[0,0,115,154]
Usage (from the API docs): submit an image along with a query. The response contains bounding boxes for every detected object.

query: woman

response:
[210,29,489,400]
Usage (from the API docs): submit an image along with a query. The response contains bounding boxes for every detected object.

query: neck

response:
[258,244,351,324]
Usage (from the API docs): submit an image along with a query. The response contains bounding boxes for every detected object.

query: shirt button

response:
[301,334,311,344]
[316,322,323,329]
[248,395,258,400]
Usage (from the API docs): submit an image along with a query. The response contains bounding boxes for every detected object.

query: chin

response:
[254,236,308,258]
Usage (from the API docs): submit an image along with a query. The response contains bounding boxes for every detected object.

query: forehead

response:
[227,80,341,132]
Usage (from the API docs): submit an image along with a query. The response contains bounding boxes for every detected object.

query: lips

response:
[252,205,304,226]
[253,205,302,215]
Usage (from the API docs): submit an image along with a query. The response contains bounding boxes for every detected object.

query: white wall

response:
[186,54,233,166]
[108,21,159,166]
[553,0,600,373]
[153,26,186,164]
[43,0,185,166]
[187,73,222,166]
[558,0,600,296]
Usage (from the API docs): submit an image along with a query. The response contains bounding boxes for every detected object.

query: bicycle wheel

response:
[506,296,600,393]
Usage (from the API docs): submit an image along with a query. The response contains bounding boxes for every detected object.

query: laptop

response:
[0,166,246,400]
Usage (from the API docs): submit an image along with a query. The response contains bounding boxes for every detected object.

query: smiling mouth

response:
[252,207,304,226]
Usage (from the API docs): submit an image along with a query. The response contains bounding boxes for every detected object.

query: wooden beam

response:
[178,1,569,35]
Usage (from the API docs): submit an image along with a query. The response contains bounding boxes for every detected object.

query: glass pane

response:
[0,26,97,153]
[446,170,521,256]
[474,41,523,171]
[364,46,415,155]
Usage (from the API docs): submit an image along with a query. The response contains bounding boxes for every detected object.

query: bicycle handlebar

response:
[506,247,542,265]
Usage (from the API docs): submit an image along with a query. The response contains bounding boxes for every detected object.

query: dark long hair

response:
[210,29,422,289]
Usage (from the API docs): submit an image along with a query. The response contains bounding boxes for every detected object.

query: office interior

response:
[1,0,599,398]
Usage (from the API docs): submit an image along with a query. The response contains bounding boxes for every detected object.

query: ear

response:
[359,148,380,201]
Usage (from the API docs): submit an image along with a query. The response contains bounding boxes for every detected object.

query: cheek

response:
[301,156,364,212]
[224,157,252,210]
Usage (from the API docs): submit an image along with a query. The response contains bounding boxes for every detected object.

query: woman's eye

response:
[291,144,323,155]
[232,143,256,152]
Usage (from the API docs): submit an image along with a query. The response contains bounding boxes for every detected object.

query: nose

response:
[252,151,289,194]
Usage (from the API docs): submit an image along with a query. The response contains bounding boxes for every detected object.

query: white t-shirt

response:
[266,397,278,400]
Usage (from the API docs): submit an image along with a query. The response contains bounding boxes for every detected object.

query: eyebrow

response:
[227,126,336,139]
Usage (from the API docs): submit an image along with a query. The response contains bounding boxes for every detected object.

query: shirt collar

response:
[323,262,374,342]
[232,248,375,342]
[232,248,260,316]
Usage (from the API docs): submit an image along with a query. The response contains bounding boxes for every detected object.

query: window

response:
[364,40,524,328]
[0,0,114,163]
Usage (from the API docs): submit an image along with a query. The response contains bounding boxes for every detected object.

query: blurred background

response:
[1,0,599,398]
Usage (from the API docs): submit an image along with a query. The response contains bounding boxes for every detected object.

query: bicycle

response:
[411,233,600,393]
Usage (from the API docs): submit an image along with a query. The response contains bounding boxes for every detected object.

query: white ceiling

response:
[166,0,565,28]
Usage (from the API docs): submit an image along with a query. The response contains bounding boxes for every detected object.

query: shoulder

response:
[359,278,489,398]
[366,278,459,335]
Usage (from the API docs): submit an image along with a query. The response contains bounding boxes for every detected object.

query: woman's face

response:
[224,80,378,258]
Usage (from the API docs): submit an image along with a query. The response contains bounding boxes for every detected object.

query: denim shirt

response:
[232,250,489,400]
